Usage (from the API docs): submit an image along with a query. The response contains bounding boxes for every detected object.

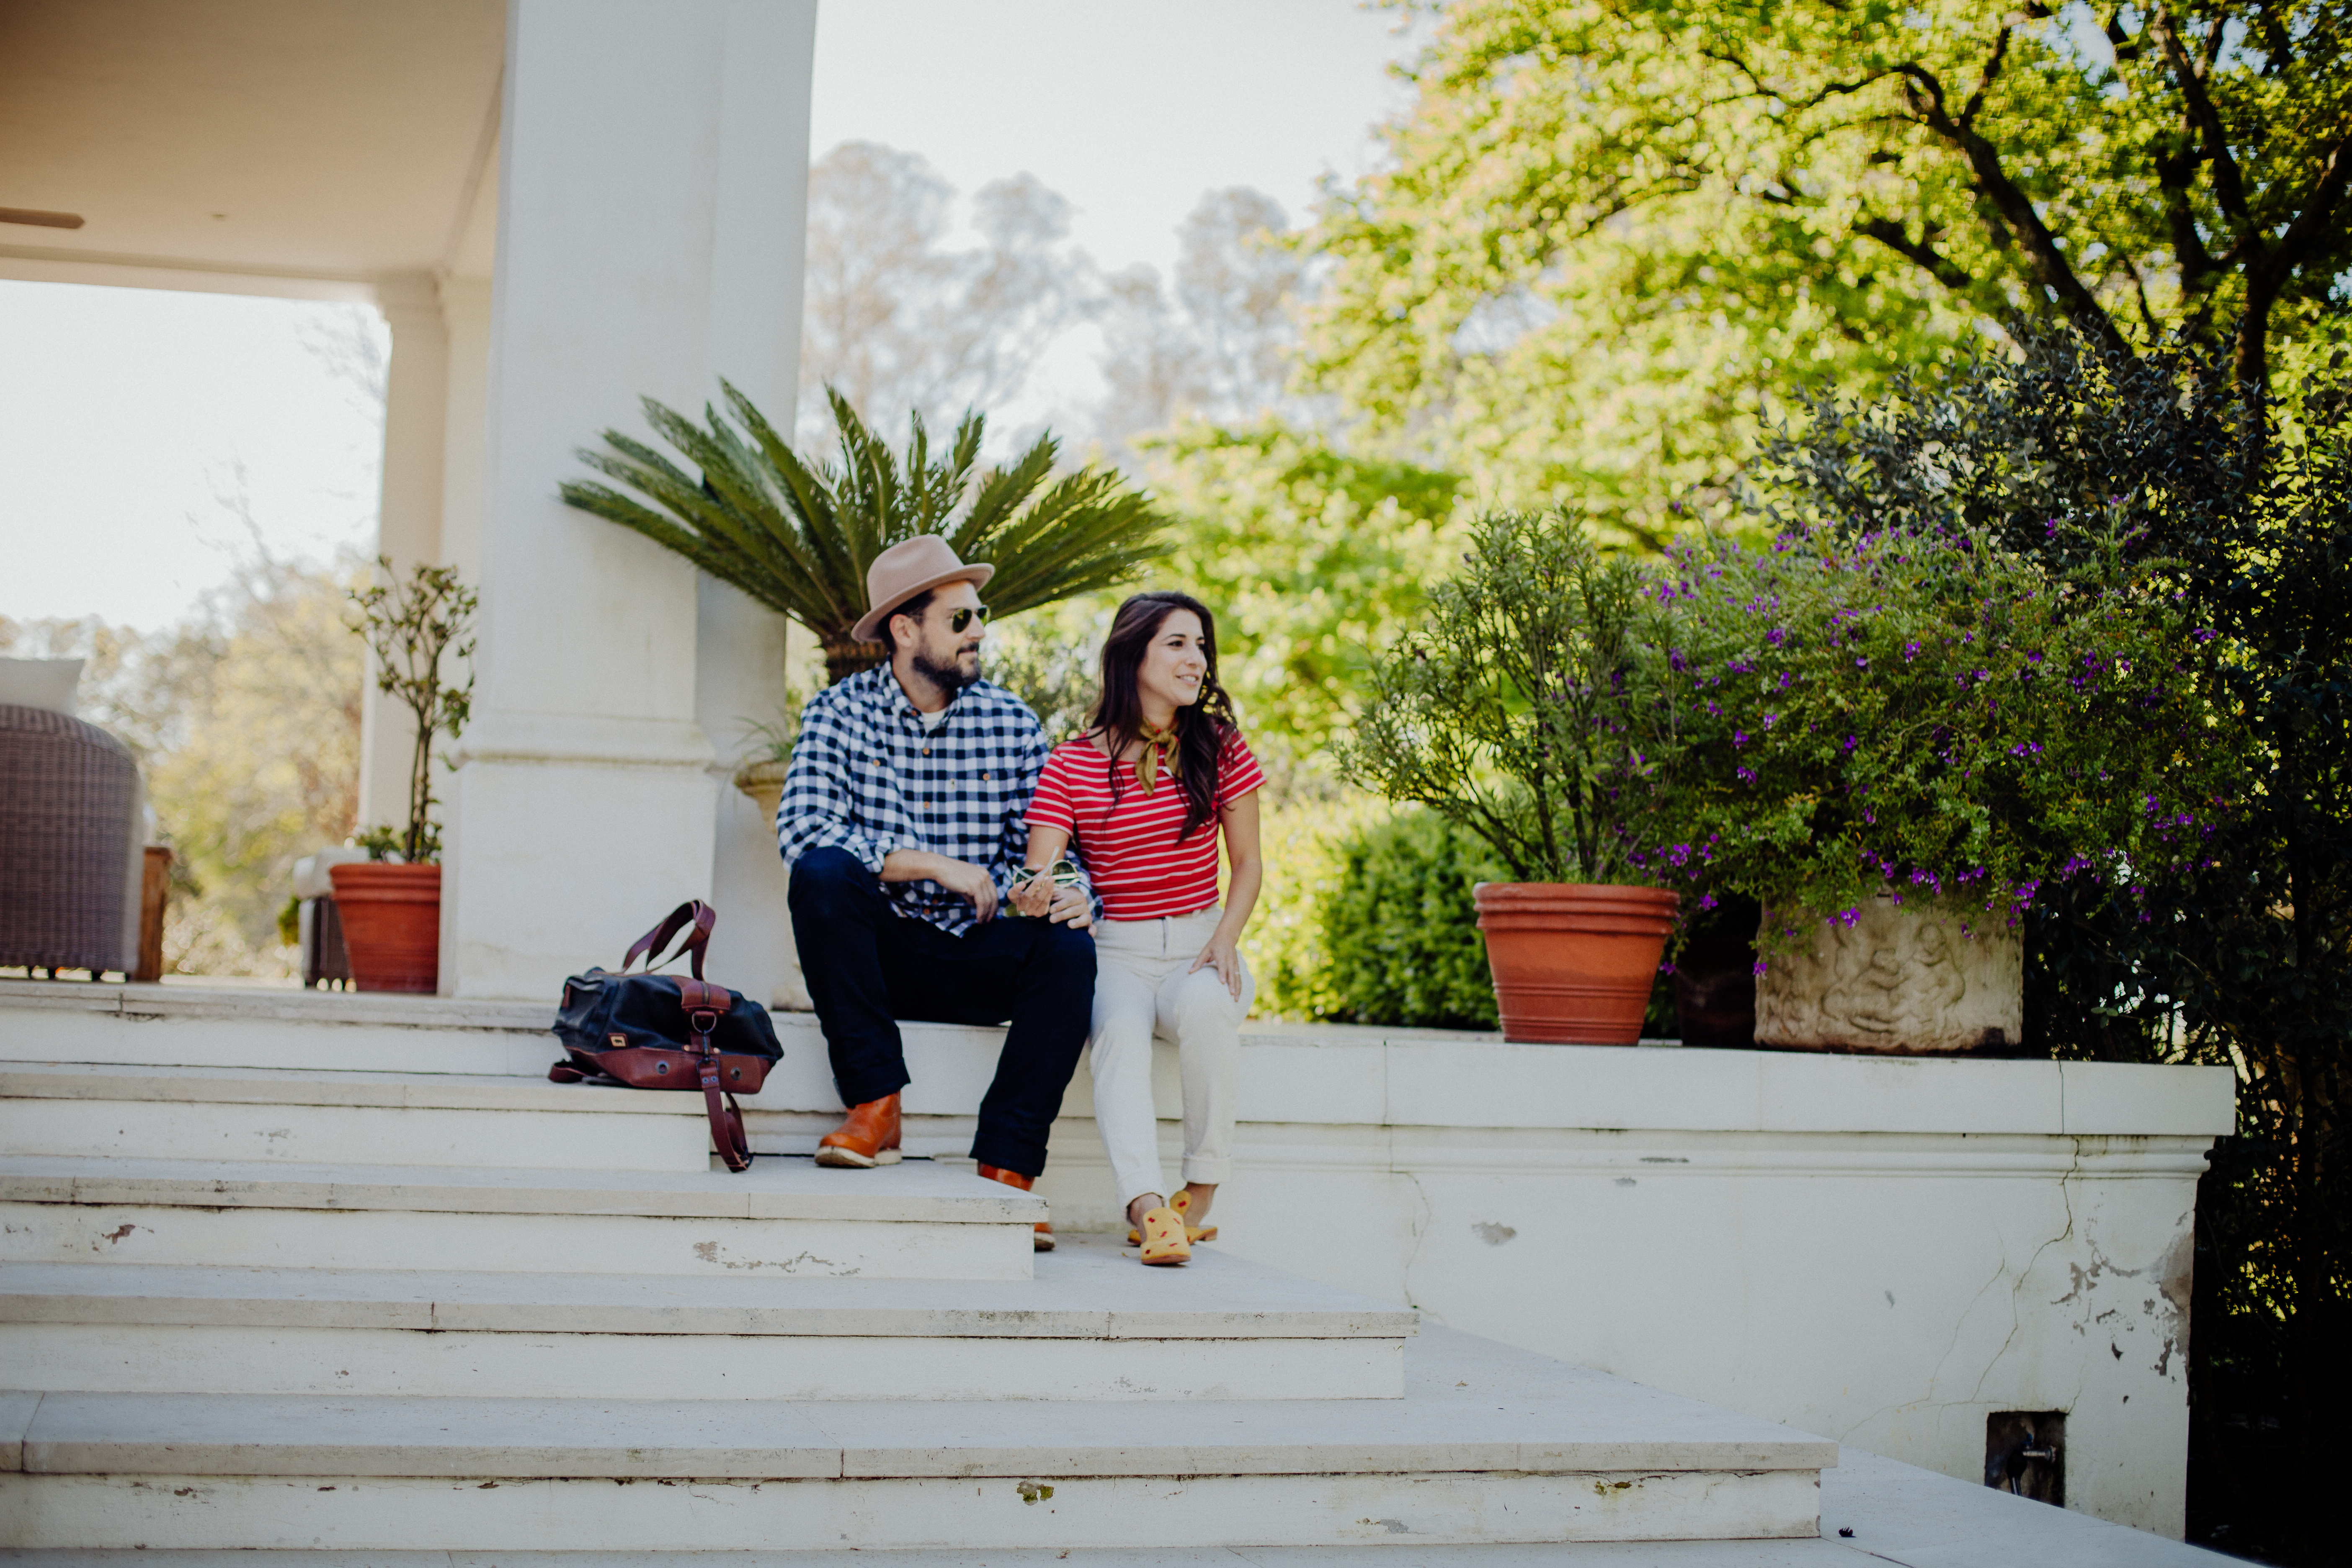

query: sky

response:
[0,2,1416,636]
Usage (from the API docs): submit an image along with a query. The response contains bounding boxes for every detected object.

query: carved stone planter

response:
[1754,896,2021,1054]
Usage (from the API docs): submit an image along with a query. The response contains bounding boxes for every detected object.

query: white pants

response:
[1089,907,1253,1210]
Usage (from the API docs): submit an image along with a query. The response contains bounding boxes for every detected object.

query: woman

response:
[1014,591,1264,1266]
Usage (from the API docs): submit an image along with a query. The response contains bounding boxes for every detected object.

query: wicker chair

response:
[0,704,143,975]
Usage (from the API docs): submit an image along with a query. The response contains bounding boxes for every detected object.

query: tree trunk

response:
[821,633,888,685]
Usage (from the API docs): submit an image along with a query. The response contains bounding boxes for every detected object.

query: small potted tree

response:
[334,559,475,994]
[1353,509,1676,1044]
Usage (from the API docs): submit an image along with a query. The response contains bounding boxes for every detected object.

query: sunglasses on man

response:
[946,604,989,633]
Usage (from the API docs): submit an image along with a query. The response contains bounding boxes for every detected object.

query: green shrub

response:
[1314,809,1504,1030]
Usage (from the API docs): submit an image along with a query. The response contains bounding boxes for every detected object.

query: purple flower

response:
[1854,655,1870,669]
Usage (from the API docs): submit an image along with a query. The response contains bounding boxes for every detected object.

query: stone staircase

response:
[0,982,1834,1551]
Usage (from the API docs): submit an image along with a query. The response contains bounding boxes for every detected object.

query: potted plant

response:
[562,385,1173,686]
[334,559,475,994]
[1352,509,1676,1044]
[1635,519,2223,1052]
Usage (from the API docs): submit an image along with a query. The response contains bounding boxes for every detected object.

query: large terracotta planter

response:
[1473,882,1679,1044]
[328,861,441,994]
[1754,896,2022,1054]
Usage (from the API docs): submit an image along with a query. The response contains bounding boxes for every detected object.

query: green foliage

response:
[347,559,475,866]
[1304,0,2352,535]
[1638,518,2226,949]
[1712,330,2350,1559]
[1351,509,1656,883]
[1313,808,1503,1030]
[563,384,1173,683]
[1142,421,1466,749]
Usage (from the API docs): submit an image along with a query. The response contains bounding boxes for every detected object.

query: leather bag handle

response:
[622,900,715,980]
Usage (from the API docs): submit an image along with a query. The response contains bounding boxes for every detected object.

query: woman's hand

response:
[1189,930,1244,1000]
[1046,881,1094,930]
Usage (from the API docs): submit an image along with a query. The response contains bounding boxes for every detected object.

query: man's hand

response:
[1046,880,1093,931]
[1008,869,1055,918]
[882,849,999,921]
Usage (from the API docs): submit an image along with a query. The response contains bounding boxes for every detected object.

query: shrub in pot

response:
[335,560,475,995]
[1352,509,1674,1044]
[1635,516,2226,1053]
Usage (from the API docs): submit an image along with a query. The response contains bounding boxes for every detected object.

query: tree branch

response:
[2148,5,2257,237]
[1893,62,2132,355]
[1856,215,1981,292]
[1959,26,2014,134]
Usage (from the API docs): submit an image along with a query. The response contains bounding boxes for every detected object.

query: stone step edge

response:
[3,1393,1835,1481]
[0,1264,1418,1340]
[0,1157,1046,1225]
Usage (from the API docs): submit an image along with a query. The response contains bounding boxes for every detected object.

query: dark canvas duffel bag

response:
[548,900,783,1173]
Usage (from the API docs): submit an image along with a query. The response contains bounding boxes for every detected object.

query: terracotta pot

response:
[1473,882,1679,1044]
[328,861,441,994]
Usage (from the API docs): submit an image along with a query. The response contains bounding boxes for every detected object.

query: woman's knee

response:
[1168,965,1247,1033]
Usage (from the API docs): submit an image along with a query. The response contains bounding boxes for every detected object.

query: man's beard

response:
[913,645,980,691]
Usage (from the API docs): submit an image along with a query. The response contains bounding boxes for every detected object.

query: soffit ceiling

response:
[0,0,505,283]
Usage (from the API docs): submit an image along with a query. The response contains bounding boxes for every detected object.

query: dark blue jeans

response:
[787,846,1096,1179]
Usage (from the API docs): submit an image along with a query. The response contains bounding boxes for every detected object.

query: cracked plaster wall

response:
[1010,1047,2220,1542]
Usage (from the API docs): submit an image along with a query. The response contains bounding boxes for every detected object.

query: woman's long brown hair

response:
[1089,591,1237,843]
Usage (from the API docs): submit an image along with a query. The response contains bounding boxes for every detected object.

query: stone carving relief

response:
[1753,896,2023,1053]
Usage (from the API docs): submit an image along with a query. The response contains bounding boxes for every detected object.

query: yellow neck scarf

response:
[1135,722,1183,795]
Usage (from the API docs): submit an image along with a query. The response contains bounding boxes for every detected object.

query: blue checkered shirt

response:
[776,665,1068,936]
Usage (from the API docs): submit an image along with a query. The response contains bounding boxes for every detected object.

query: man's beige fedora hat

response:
[850,535,996,645]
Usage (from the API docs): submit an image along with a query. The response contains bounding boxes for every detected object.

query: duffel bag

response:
[548,900,782,1172]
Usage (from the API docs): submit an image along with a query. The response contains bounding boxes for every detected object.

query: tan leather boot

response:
[816,1093,902,1168]
[976,1161,1055,1252]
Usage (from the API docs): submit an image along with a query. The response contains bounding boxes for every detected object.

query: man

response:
[777,534,1095,1251]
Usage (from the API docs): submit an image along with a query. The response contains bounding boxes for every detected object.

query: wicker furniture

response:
[0,703,143,975]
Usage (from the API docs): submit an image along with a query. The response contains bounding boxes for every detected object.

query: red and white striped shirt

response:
[1027,730,1264,921]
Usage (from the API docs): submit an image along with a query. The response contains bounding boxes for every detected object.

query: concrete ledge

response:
[0,984,2236,1141]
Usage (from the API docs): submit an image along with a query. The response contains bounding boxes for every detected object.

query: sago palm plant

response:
[562,384,1171,683]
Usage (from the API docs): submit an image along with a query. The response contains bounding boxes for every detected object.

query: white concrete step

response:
[0,1327,1835,1550]
[0,1063,716,1172]
[0,1155,1042,1281]
[0,1240,1414,1402]
[0,1443,2246,1563]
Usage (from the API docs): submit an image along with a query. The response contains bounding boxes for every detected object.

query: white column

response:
[356,273,450,839]
[696,0,819,1010]
[448,0,757,998]
[432,271,495,991]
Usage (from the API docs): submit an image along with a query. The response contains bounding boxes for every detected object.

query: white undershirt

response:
[918,707,949,733]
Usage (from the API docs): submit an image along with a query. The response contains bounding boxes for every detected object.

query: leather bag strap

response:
[683,978,752,1172]
[622,901,716,979]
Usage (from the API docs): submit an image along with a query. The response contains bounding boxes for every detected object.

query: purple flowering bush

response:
[1632,520,2228,952]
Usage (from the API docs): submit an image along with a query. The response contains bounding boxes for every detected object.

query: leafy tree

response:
[1142,421,1464,749]
[564,385,1171,683]
[1306,0,2352,536]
